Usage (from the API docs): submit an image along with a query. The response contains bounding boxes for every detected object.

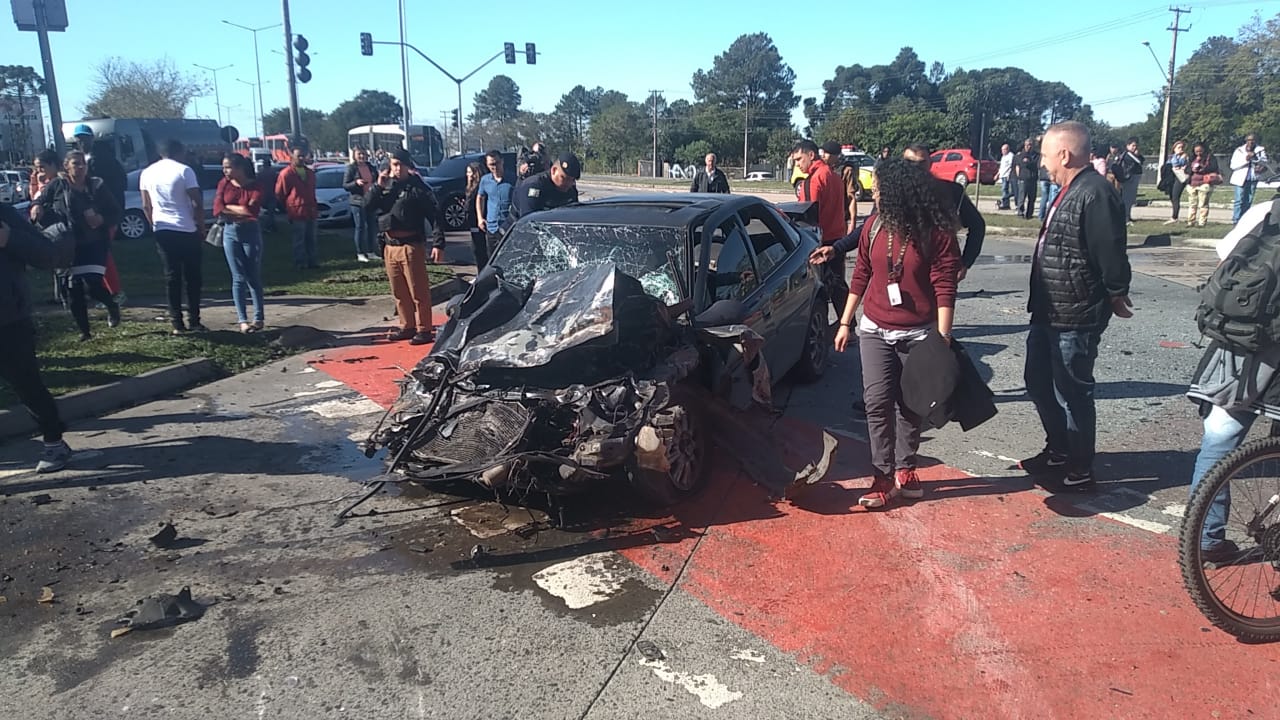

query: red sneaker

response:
[859,474,898,509]
[895,468,923,499]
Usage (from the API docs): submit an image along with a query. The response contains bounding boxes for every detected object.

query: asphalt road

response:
[1,197,1276,719]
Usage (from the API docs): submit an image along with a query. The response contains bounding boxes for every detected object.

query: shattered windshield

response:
[491,222,687,305]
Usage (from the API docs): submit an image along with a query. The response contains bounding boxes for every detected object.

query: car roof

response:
[524,193,761,228]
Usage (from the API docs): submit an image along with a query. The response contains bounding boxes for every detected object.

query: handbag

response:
[1205,172,1224,186]
[204,221,224,248]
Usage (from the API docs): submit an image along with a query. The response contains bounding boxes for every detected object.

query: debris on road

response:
[37,586,55,603]
[115,586,206,634]
[636,639,665,662]
[148,522,178,549]
[30,494,54,506]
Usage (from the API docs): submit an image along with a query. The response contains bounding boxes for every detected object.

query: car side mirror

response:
[695,299,746,327]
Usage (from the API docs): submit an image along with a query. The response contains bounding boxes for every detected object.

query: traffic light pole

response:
[370,39,503,156]
[281,0,301,136]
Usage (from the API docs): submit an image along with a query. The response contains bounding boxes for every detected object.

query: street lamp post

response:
[236,78,264,137]
[223,20,280,137]
[194,63,233,126]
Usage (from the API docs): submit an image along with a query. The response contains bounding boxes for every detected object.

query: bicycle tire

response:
[1178,434,1280,641]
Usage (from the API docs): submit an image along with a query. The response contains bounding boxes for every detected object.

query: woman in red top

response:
[835,158,962,509]
[216,153,266,332]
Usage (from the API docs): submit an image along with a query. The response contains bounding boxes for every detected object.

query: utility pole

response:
[31,0,66,155]
[398,0,411,127]
[1158,6,1191,166]
[742,94,750,180]
[281,0,301,136]
[650,90,659,178]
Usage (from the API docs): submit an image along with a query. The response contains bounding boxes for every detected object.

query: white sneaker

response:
[357,253,370,262]
[36,440,72,474]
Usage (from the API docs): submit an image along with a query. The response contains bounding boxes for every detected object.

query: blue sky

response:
[2,0,1274,142]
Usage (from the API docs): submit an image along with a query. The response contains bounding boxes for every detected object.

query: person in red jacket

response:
[275,147,318,269]
[834,158,962,509]
[793,139,850,318]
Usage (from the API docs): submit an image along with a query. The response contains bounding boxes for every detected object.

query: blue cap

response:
[72,124,93,138]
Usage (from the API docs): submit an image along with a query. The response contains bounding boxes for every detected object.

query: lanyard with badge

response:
[885,229,907,306]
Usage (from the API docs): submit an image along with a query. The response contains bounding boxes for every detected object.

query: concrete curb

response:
[0,358,219,440]
[985,223,1220,249]
[430,274,465,301]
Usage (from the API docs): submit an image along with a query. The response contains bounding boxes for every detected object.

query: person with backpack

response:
[0,203,74,473]
[1110,137,1144,224]
[1020,122,1132,490]
[820,142,859,233]
[1185,196,1280,563]
[31,150,121,341]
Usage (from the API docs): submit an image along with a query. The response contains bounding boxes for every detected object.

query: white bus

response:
[347,124,444,168]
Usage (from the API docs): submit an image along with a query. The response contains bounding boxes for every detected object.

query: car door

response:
[738,203,806,371]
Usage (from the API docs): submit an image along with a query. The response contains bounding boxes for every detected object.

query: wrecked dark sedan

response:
[360,194,833,505]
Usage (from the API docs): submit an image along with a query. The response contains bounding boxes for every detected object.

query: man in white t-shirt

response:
[140,139,206,334]
[997,143,1014,210]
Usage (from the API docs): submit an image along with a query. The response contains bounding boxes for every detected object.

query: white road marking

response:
[532,553,629,610]
[314,380,344,389]
[304,398,384,418]
[969,449,1021,464]
[1075,504,1174,535]
[1162,503,1187,518]
[730,649,767,664]
[297,367,318,373]
[639,659,743,708]
[292,388,342,398]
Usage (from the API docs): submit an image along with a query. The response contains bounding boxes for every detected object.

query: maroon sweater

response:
[849,216,961,330]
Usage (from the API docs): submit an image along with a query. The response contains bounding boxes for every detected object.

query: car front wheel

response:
[119,209,149,240]
[443,195,467,231]
[627,386,708,506]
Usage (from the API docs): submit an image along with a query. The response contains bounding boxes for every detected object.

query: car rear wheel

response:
[443,195,467,231]
[119,209,149,240]
[954,173,969,187]
[793,295,831,382]
[627,386,708,506]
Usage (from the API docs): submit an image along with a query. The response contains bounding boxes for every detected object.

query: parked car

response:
[419,151,517,231]
[790,152,876,199]
[0,170,30,203]
[928,149,997,186]
[744,171,774,182]
[315,166,353,227]
[118,165,219,240]
[361,193,832,505]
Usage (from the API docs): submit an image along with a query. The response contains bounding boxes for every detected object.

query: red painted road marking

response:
[308,314,447,407]
[317,339,1280,718]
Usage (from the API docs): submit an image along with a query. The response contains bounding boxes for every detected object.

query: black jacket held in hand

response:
[1028,169,1131,330]
[0,203,70,327]
[367,173,447,249]
[901,331,997,432]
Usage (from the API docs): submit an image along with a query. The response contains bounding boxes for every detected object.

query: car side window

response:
[931,153,944,164]
[695,220,758,304]
[739,205,794,279]
[946,152,963,162]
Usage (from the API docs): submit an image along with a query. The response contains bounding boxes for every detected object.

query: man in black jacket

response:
[1021,121,1133,489]
[1014,138,1040,219]
[689,153,731,194]
[366,148,447,345]
[0,204,73,472]
[904,144,986,280]
[343,147,380,262]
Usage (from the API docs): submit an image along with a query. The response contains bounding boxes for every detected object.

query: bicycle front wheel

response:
[1178,435,1280,641]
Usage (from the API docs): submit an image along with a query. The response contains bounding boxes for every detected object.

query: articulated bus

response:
[347,124,444,168]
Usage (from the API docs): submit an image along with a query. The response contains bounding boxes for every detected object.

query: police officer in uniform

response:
[512,152,581,220]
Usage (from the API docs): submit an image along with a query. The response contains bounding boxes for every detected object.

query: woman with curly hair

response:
[834,157,962,509]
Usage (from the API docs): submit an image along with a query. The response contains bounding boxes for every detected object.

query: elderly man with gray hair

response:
[1019,120,1133,490]
[689,153,730,194]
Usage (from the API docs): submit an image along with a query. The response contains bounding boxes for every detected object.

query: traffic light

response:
[359,32,373,56]
[525,43,536,65]
[294,34,311,84]
[503,42,516,64]
[450,109,459,127]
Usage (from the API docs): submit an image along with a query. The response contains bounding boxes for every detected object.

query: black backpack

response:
[1196,199,1280,352]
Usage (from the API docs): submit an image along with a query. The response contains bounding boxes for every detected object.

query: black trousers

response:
[470,229,489,269]
[154,230,203,326]
[1170,177,1187,220]
[66,273,117,336]
[821,253,849,318]
[0,319,65,442]
[1019,179,1038,219]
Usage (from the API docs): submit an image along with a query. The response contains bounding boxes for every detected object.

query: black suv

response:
[420,151,517,231]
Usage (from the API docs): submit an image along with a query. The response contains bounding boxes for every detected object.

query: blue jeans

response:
[999,177,1014,208]
[351,205,378,256]
[1233,183,1257,224]
[223,221,264,324]
[1038,181,1060,221]
[290,218,317,267]
[1025,323,1100,475]
[1188,405,1255,550]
